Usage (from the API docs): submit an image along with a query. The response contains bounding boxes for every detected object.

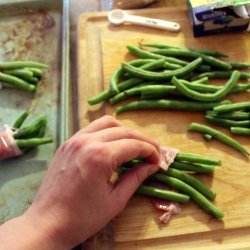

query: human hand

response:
[21,115,160,249]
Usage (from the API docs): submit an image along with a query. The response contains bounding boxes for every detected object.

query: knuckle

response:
[70,140,84,152]
[124,127,135,138]
[58,135,91,154]
[102,115,120,126]
[85,143,109,167]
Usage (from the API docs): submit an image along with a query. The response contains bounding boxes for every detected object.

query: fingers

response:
[90,126,159,149]
[106,139,160,169]
[76,115,122,135]
[112,163,159,211]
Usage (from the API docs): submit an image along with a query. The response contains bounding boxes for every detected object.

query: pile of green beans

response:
[121,151,224,220]
[88,43,250,114]
[203,101,250,144]
[0,61,48,93]
[89,43,249,156]
[11,111,52,155]
[186,102,249,156]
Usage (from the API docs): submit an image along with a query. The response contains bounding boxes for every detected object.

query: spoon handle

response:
[125,14,181,32]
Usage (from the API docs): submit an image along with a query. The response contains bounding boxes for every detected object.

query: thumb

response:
[112,163,159,211]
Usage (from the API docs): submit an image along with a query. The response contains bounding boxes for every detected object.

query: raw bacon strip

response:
[0,124,22,160]
[158,146,179,170]
[152,198,181,224]
[148,181,181,224]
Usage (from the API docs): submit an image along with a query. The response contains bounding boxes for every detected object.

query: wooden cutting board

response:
[77,7,250,249]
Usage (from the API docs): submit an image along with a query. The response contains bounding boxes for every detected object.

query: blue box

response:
[187,0,250,36]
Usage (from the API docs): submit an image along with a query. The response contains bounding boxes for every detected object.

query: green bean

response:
[213,102,250,114]
[128,59,157,67]
[140,92,176,100]
[140,91,170,101]
[225,83,250,94]
[171,71,241,102]
[135,58,166,69]
[188,122,249,156]
[122,158,145,168]
[175,152,221,166]
[140,43,228,57]
[170,161,215,174]
[190,77,209,85]
[192,71,250,81]
[161,168,216,200]
[151,48,231,70]
[89,78,145,105]
[37,119,48,138]
[22,76,38,85]
[140,85,180,98]
[163,63,207,72]
[14,115,47,139]
[0,72,36,92]
[139,81,235,100]
[196,64,211,72]
[127,45,188,66]
[205,115,250,128]
[163,62,182,70]
[109,67,123,94]
[0,61,48,69]
[109,84,148,105]
[3,69,33,78]
[230,127,250,135]
[109,84,145,104]
[25,67,44,77]
[124,59,167,80]
[123,157,216,174]
[3,69,39,84]
[12,111,30,129]
[122,57,202,81]
[151,173,224,219]
[230,61,250,69]
[203,134,213,141]
[206,111,250,121]
[88,89,112,105]
[110,85,178,105]
[136,184,190,203]
[180,81,250,95]
[16,137,53,150]
[116,99,231,113]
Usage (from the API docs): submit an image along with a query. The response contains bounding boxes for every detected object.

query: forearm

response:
[0,213,65,250]
[0,116,161,250]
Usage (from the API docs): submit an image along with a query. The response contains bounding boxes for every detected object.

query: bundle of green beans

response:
[12,111,52,154]
[121,152,224,220]
[88,43,250,114]
[0,61,48,93]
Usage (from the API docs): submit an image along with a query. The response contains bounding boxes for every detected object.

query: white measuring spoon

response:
[108,9,180,32]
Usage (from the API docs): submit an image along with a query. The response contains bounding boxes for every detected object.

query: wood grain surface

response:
[77,7,250,249]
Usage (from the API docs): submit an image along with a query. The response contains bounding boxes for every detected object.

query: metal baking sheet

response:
[0,0,69,223]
